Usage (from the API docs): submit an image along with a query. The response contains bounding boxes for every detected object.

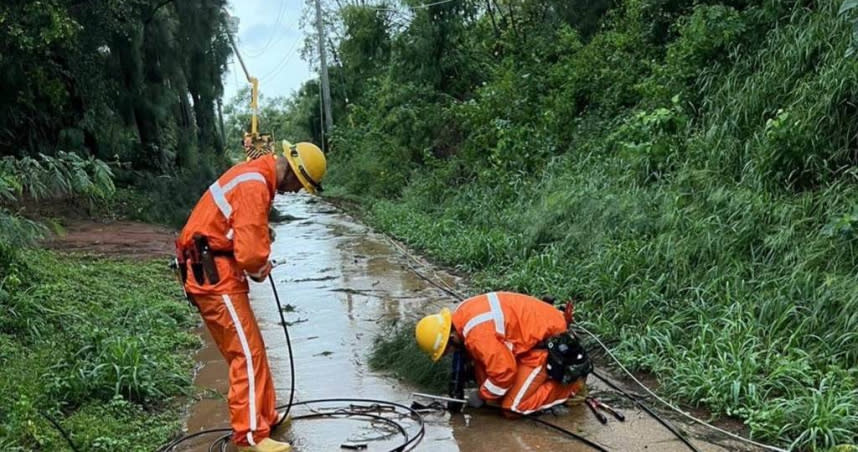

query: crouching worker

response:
[415,291,591,415]
[175,142,326,452]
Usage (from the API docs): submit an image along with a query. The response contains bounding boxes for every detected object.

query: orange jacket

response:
[178,155,277,295]
[451,292,568,401]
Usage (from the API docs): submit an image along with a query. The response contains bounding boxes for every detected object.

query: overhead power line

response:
[243,0,288,58]
[260,36,302,83]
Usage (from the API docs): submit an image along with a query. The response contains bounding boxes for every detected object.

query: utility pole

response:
[314,0,334,143]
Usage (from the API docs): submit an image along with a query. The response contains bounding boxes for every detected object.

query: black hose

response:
[41,412,80,452]
[161,398,425,452]
[269,274,296,424]
[157,274,426,452]
[592,370,700,452]
[517,411,609,452]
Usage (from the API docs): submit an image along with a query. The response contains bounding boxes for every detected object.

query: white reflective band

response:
[222,172,266,192]
[511,366,542,413]
[518,397,568,415]
[208,172,267,221]
[487,292,505,335]
[462,293,506,338]
[209,182,232,219]
[462,312,492,338]
[483,379,509,397]
[221,295,258,434]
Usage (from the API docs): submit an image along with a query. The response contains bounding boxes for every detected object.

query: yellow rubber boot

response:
[238,438,292,452]
[272,411,292,433]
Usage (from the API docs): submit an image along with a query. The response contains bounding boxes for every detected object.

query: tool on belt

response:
[537,297,592,384]
[541,330,593,385]
[448,350,474,413]
[173,234,234,286]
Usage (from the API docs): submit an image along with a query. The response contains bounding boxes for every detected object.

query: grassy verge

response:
[336,153,858,450]
[0,248,198,451]
[368,324,449,394]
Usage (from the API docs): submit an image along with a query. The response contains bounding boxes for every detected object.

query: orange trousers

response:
[478,350,583,414]
[194,292,279,446]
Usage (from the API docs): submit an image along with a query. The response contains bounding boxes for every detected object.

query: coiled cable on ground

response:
[156,274,426,452]
[158,398,425,452]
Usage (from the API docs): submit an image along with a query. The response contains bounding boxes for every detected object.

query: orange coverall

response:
[177,155,279,447]
[451,292,584,414]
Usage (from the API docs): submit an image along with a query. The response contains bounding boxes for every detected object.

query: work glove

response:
[248,261,273,283]
[467,391,485,408]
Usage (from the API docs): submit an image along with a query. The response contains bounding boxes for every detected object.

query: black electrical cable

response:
[283,398,426,452]
[517,411,609,452]
[41,412,80,452]
[168,398,425,452]
[269,274,295,424]
[157,274,426,452]
[592,370,700,452]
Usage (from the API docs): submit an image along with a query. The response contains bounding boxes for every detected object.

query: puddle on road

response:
[180,195,759,452]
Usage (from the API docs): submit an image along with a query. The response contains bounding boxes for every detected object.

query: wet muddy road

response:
[180,195,758,452]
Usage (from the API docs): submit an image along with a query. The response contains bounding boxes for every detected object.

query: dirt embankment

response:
[43,219,176,259]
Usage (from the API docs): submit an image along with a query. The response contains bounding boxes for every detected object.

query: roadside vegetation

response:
[277,0,858,449]
[369,324,449,394]
[0,251,197,451]
[0,153,198,451]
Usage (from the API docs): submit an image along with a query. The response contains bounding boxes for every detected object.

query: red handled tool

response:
[586,397,625,423]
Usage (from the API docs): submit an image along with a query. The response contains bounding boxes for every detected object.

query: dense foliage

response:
[1,0,234,226]
[0,0,231,169]
[1,2,232,446]
[0,251,196,451]
[278,0,858,449]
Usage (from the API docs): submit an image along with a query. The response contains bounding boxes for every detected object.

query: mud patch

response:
[43,219,175,258]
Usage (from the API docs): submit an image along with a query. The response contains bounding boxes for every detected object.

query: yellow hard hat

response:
[282,141,327,194]
[415,308,452,362]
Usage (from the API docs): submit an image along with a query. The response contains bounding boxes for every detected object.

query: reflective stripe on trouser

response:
[500,350,583,415]
[194,292,280,446]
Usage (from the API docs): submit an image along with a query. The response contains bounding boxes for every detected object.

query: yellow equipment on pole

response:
[225,27,273,160]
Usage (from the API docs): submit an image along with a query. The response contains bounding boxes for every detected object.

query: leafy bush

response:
[0,152,116,245]
[0,251,196,450]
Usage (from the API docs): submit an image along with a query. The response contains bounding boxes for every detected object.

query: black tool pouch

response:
[544,331,593,385]
[192,234,220,285]
[185,244,205,286]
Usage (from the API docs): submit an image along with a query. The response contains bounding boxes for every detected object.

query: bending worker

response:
[415,291,591,414]
[175,142,326,452]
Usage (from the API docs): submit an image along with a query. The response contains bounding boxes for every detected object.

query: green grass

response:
[368,324,449,393]
[0,249,198,451]
[359,154,858,450]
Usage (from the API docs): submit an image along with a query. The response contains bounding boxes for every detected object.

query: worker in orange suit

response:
[175,142,326,452]
[415,292,591,415]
